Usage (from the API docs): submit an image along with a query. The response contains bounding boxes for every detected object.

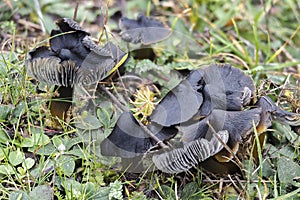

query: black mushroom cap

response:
[198,63,255,115]
[26,47,80,87]
[55,18,88,33]
[100,112,178,158]
[181,108,261,165]
[119,14,172,45]
[150,70,204,127]
[26,18,128,87]
[49,30,89,65]
[149,63,256,127]
[198,95,300,175]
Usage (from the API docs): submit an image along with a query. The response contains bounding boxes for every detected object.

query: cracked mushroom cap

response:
[119,14,172,45]
[26,18,128,87]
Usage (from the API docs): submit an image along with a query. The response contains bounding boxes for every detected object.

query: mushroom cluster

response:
[101,63,300,174]
[27,18,128,87]
[26,18,128,120]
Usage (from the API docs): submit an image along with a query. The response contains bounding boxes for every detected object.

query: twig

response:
[135,119,168,149]
[218,178,223,196]
[98,84,128,112]
[31,125,64,134]
[235,175,246,189]
[228,174,243,195]
[202,171,214,184]
[207,121,244,170]
[278,74,291,102]
[213,52,249,70]
[116,70,132,103]
[17,19,42,30]
[281,48,300,69]
[33,0,46,34]
[73,1,79,21]
[97,0,109,44]
[267,24,300,63]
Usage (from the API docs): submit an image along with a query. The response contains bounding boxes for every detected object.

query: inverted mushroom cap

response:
[26,18,128,87]
[152,130,229,173]
[119,14,172,45]
[26,52,79,87]
[78,42,128,85]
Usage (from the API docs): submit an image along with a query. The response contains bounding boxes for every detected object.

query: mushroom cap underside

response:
[27,43,126,86]
[152,130,229,173]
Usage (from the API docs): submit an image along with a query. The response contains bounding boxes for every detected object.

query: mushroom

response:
[152,130,229,173]
[151,64,299,174]
[101,63,300,174]
[152,108,261,173]
[26,18,128,120]
[27,18,128,87]
[149,69,204,126]
[100,111,178,172]
[119,14,172,45]
[150,63,255,126]
[100,112,177,158]
[198,95,300,175]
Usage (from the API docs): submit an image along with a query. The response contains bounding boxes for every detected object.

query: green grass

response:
[0,0,300,199]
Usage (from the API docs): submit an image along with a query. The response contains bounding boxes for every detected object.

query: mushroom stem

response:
[73,1,79,21]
